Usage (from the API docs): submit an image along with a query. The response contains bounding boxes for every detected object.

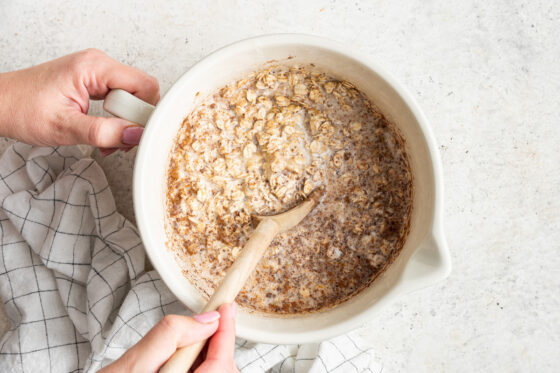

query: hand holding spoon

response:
[160,188,324,373]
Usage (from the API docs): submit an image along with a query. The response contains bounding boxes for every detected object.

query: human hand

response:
[100,303,239,373]
[0,49,159,154]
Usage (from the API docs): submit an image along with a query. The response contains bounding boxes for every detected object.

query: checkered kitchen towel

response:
[0,143,382,372]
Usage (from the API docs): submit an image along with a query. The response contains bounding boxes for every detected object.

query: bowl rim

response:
[133,33,451,343]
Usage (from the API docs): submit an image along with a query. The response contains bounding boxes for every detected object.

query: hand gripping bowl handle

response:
[103,89,155,126]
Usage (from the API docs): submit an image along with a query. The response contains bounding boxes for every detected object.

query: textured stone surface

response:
[1,1,559,371]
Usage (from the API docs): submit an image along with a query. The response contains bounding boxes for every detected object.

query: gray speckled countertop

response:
[1,1,559,371]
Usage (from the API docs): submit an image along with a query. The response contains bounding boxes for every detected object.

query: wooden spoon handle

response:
[159,341,205,373]
[159,218,280,373]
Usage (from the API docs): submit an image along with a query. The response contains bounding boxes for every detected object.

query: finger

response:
[67,111,144,147]
[120,313,220,373]
[205,303,237,363]
[73,49,160,105]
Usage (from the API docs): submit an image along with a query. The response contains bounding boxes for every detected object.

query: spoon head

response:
[254,187,325,233]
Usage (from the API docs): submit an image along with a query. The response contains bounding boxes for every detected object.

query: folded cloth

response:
[0,143,381,372]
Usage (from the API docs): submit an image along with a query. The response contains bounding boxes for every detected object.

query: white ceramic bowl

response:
[103,34,451,344]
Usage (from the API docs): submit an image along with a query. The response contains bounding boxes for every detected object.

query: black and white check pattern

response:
[0,143,381,372]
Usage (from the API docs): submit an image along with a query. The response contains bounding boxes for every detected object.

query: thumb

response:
[108,314,220,373]
[69,112,143,148]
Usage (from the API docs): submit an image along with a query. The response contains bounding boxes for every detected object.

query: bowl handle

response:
[398,226,452,292]
[103,89,155,126]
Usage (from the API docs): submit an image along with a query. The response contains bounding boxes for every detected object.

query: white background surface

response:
[1,1,559,371]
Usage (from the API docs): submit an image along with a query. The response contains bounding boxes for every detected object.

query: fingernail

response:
[232,302,237,318]
[100,148,117,157]
[122,126,144,145]
[193,311,221,324]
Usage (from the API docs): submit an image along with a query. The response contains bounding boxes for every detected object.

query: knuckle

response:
[48,113,70,145]
[87,119,103,146]
[69,48,105,72]
[160,314,177,328]
[148,74,159,90]
[159,314,182,334]
[144,74,160,100]
[80,48,105,59]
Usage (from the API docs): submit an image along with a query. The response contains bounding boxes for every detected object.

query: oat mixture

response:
[166,65,413,314]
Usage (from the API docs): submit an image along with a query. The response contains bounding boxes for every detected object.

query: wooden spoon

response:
[160,188,324,373]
